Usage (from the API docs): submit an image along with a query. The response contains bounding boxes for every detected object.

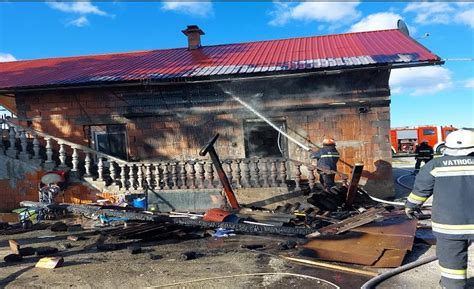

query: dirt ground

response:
[1,160,473,289]
[0,225,368,289]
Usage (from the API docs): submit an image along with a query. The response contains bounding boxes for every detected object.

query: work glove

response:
[405,207,422,219]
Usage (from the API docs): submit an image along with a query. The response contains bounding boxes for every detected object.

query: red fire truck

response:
[390,125,457,155]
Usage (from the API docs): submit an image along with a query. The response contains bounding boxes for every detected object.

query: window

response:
[423,129,435,136]
[244,120,287,158]
[89,125,128,160]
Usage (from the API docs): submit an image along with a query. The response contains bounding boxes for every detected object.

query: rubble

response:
[179,251,198,261]
[19,247,37,256]
[35,246,59,256]
[35,257,64,269]
[4,253,22,263]
[50,221,68,232]
[127,245,142,255]
[67,235,85,241]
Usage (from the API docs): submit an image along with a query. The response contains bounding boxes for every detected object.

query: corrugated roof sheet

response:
[0,29,441,91]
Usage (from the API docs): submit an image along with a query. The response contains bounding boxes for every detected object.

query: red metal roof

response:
[0,29,441,91]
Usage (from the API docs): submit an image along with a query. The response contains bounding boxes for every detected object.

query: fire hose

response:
[360,255,438,289]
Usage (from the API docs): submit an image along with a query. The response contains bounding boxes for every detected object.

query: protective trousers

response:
[415,159,431,172]
[319,173,335,191]
[436,237,471,289]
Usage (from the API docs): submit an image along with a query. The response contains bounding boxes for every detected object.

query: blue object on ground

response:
[212,228,236,238]
[132,197,147,209]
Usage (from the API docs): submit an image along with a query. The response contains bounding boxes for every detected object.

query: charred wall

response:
[15,68,393,197]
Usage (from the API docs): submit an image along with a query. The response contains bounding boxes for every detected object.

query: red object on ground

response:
[203,208,231,222]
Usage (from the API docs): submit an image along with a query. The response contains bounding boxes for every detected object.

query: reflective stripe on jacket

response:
[310,145,339,171]
[415,144,434,160]
[406,155,474,239]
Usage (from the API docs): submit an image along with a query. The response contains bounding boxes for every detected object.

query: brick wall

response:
[14,69,394,197]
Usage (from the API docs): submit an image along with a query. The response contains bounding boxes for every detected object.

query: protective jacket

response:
[415,143,434,160]
[406,154,474,239]
[310,145,340,171]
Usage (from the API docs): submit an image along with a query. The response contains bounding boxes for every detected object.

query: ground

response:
[0,158,473,289]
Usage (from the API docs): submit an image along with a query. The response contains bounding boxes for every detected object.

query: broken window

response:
[89,125,128,160]
[244,120,288,158]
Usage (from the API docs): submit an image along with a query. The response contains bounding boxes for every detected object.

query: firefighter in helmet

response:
[310,137,340,191]
[414,139,434,174]
[405,129,474,289]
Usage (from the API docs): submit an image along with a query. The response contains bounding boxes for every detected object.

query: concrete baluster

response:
[119,164,127,190]
[234,160,242,188]
[242,159,251,188]
[145,164,152,189]
[270,159,278,187]
[171,162,178,189]
[44,138,56,170]
[279,159,287,186]
[294,163,302,191]
[84,152,91,176]
[198,161,205,189]
[97,157,104,181]
[260,159,269,187]
[6,126,17,158]
[252,158,261,187]
[19,129,30,161]
[32,134,41,163]
[206,161,215,189]
[128,164,136,190]
[179,162,187,189]
[225,160,233,186]
[154,163,161,190]
[109,160,116,185]
[137,164,144,190]
[58,142,68,169]
[71,147,79,171]
[162,163,170,190]
[188,161,196,189]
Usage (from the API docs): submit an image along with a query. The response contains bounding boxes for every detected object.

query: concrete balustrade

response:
[0,119,318,196]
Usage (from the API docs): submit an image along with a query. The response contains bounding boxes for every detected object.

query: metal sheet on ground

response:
[301,216,417,267]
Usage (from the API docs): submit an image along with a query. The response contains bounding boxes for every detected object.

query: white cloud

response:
[349,12,401,32]
[465,78,474,89]
[456,9,474,28]
[404,2,454,25]
[390,66,452,96]
[404,2,474,29]
[68,16,89,27]
[0,53,16,62]
[162,2,213,18]
[46,1,107,16]
[269,2,361,26]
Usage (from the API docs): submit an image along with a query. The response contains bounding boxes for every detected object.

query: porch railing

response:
[0,119,319,194]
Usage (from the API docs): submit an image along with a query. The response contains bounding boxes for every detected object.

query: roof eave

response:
[0,60,444,94]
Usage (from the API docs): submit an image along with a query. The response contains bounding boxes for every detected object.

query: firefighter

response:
[414,140,434,174]
[405,129,474,289]
[310,137,340,191]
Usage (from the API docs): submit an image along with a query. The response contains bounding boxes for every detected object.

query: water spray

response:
[226,92,312,152]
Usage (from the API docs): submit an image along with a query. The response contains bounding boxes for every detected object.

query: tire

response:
[436,144,446,154]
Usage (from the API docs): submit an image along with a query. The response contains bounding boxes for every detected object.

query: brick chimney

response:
[182,25,205,50]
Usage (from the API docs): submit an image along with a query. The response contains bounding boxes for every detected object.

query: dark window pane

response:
[423,129,435,136]
[244,121,287,158]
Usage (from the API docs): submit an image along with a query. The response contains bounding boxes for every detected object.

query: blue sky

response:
[0,1,473,128]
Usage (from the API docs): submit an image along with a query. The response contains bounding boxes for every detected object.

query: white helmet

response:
[444,129,474,156]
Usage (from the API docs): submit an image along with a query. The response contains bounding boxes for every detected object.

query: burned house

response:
[0,25,442,210]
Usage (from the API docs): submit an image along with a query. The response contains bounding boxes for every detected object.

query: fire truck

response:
[390,125,457,155]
